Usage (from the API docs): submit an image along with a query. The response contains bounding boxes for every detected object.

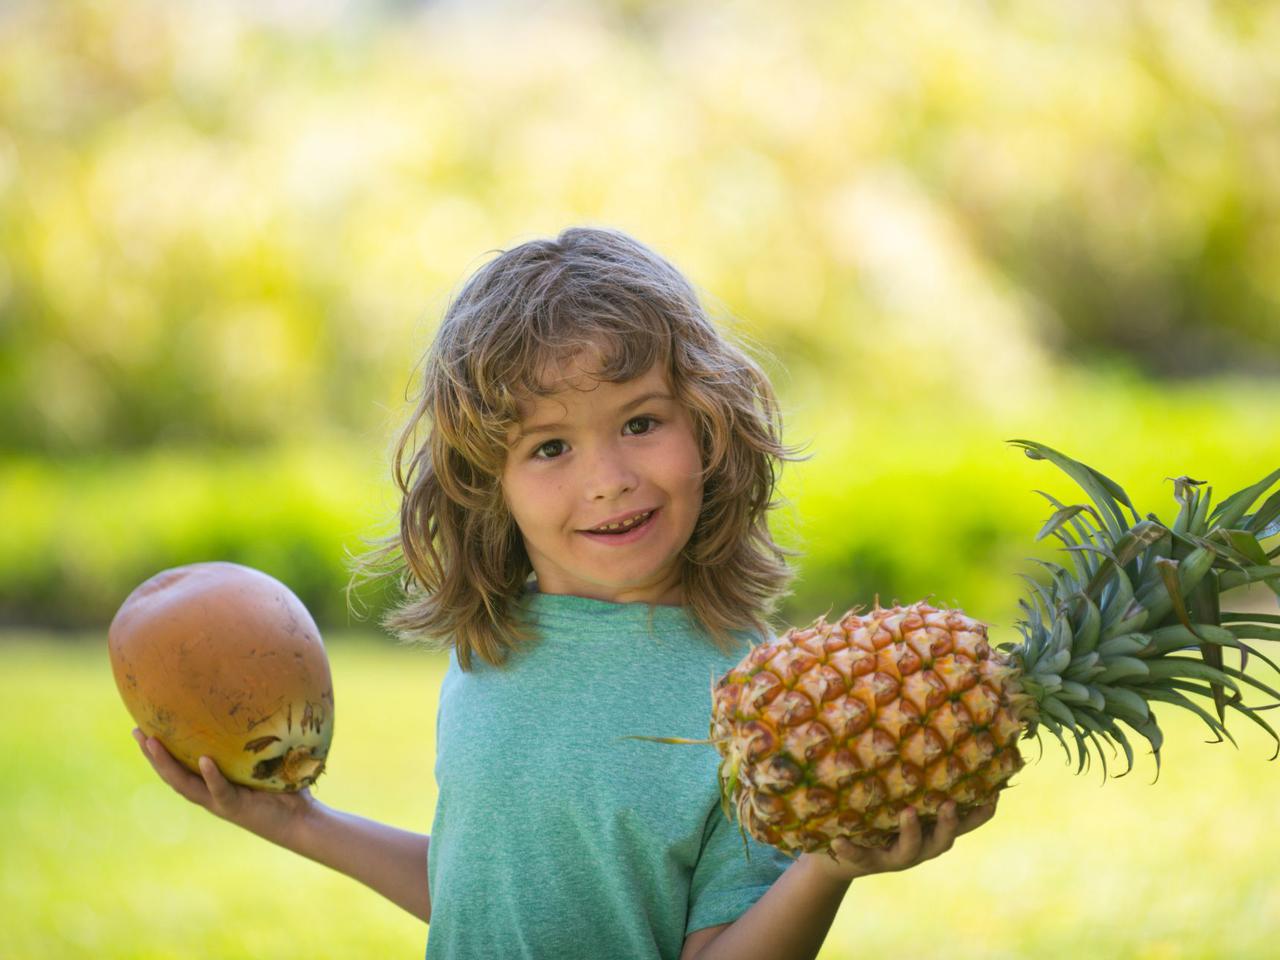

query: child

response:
[133,226,995,959]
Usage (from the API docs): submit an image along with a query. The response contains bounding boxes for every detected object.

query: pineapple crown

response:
[1003,440,1280,779]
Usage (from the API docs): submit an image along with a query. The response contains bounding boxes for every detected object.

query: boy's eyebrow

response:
[518,392,675,439]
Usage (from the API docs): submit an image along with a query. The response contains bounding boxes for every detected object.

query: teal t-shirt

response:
[424,589,794,959]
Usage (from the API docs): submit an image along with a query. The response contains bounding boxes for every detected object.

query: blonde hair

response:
[352,226,808,669]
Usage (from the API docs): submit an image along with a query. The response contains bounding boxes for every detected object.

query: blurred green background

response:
[2,0,1279,957]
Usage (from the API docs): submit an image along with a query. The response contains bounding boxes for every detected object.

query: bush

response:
[0,444,397,629]
[7,370,1276,635]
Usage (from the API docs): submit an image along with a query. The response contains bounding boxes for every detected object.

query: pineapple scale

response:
[712,601,1025,853]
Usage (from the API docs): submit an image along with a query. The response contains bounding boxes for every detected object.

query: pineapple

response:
[647,441,1280,856]
[711,598,1025,850]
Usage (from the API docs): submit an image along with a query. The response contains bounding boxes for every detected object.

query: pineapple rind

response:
[712,601,1027,853]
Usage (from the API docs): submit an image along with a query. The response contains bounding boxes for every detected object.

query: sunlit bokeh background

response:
[3,0,1279,957]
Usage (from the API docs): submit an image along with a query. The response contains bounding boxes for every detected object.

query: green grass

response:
[2,631,1279,959]
[1,633,444,960]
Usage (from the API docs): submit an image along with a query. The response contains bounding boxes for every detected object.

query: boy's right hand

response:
[131,727,316,849]
[132,728,433,924]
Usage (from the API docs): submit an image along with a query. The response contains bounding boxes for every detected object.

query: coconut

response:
[108,561,334,792]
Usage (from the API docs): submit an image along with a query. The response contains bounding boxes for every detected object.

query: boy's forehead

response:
[531,349,606,392]
[516,353,670,418]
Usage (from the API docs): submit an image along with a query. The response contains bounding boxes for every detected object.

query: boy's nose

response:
[583,450,640,501]
[588,474,638,500]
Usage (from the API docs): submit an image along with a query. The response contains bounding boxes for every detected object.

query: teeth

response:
[593,511,652,533]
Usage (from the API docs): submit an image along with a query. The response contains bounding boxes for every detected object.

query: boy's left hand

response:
[801,800,997,884]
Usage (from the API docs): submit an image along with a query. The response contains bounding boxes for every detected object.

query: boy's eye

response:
[530,416,659,460]
[534,439,566,459]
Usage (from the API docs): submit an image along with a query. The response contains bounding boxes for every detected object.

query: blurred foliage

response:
[788,361,1280,621]
[2,0,1279,627]
[2,0,1279,455]
[0,442,399,628]
[3,368,1278,631]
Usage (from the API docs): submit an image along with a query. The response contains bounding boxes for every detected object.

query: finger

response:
[133,729,162,769]
[830,837,864,867]
[142,735,213,806]
[891,806,922,864]
[133,729,159,772]
[920,801,959,859]
[197,756,239,811]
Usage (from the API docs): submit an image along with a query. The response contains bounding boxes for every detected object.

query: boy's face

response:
[501,349,703,606]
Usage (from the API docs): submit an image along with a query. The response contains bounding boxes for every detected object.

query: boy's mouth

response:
[579,508,659,539]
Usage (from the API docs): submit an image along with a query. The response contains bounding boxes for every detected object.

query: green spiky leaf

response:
[1210,467,1280,530]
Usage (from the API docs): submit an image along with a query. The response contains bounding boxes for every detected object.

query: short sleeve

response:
[686,799,795,935]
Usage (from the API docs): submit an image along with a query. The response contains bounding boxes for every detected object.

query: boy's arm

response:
[289,800,432,923]
[681,801,995,960]
[134,729,431,924]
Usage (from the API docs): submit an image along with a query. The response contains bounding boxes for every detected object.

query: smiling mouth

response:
[582,509,656,534]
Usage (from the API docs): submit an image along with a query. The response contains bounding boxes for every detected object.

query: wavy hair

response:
[351,226,809,669]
